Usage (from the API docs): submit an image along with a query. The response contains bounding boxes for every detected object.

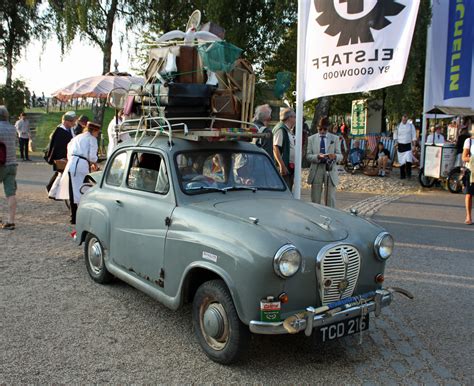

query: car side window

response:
[127,152,169,194]
[105,152,127,186]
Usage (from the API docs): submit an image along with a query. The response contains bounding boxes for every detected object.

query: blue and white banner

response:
[425,0,474,111]
[302,0,420,101]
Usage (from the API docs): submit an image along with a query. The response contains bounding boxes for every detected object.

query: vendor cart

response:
[419,143,463,193]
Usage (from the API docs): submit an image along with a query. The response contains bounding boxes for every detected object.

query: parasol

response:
[52,74,143,102]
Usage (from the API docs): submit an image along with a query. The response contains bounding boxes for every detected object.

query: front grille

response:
[317,244,361,305]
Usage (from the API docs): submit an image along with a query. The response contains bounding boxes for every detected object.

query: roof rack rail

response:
[116,116,267,147]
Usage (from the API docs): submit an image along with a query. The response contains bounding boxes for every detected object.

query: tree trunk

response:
[102,0,118,75]
[5,34,15,88]
[310,97,331,134]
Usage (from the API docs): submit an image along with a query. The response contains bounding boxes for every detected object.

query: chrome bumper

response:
[249,289,393,335]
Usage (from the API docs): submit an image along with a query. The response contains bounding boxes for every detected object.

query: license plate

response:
[316,314,369,342]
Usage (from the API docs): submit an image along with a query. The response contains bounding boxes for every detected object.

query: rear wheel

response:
[192,280,249,364]
[447,167,463,193]
[418,168,436,188]
[84,233,113,284]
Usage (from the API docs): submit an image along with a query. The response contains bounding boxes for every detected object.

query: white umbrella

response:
[52,75,143,102]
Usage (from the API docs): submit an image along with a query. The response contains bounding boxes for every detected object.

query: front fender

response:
[76,203,110,249]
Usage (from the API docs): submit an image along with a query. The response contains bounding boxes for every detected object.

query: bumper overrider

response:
[250,288,410,335]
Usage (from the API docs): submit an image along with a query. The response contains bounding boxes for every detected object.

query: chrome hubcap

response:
[88,237,103,275]
[200,301,229,350]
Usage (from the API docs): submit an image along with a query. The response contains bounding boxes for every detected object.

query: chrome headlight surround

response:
[374,232,394,261]
[273,244,302,278]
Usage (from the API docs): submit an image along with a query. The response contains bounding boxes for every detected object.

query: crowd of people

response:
[1,103,473,229]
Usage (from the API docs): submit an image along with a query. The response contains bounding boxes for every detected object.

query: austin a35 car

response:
[76,125,408,364]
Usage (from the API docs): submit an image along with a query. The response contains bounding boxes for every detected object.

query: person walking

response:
[56,122,101,225]
[252,104,274,161]
[462,128,474,225]
[394,114,416,179]
[0,106,18,230]
[15,112,31,161]
[46,112,77,168]
[273,108,296,191]
[306,117,342,207]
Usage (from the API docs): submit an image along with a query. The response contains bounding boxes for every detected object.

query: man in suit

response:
[306,117,342,207]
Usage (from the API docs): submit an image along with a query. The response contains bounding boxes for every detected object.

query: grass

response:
[30,107,116,150]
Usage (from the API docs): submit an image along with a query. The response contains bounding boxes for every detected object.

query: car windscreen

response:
[175,150,286,194]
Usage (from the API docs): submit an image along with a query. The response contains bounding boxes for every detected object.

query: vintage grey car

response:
[76,132,406,364]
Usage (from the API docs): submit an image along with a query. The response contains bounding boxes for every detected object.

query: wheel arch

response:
[180,263,246,324]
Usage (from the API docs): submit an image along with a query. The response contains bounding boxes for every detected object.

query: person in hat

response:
[306,117,342,207]
[46,112,77,171]
[55,122,101,224]
[73,115,89,136]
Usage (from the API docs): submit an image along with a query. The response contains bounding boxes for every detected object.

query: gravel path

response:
[2,162,468,383]
[301,167,422,195]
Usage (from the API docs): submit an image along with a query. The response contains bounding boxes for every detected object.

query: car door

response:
[108,150,175,286]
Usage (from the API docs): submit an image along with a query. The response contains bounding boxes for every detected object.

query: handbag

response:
[54,158,67,172]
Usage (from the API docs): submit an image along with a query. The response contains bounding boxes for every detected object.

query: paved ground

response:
[1,160,473,383]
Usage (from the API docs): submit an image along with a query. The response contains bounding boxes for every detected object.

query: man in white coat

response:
[57,122,100,224]
[107,110,131,158]
[394,114,417,179]
[306,117,342,207]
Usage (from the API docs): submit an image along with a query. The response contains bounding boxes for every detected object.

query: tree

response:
[0,79,29,117]
[0,0,45,87]
[46,0,152,126]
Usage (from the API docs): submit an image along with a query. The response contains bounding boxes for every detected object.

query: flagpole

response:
[420,0,433,166]
[294,0,307,200]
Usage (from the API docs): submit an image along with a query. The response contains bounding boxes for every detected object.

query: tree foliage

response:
[0,0,46,87]
[0,79,29,117]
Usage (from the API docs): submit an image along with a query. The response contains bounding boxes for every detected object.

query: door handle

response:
[115,200,122,206]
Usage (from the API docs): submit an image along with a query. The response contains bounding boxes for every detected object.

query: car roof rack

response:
[116,116,267,148]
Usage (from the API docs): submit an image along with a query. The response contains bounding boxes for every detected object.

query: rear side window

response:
[105,152,127,186]
[127,152,169,194]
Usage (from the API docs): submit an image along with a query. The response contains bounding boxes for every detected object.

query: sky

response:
[0,34,136,97]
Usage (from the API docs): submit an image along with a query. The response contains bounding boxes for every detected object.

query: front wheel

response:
[418,168,436,188]
[192,280,249,364]
[84,233,113,284]
[447,167,463,193]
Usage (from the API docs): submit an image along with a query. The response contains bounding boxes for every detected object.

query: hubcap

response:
[203,304,225,339]
[199,300,229,351]
[88,237,103,275]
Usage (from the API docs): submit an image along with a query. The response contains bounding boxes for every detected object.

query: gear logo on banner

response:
[314,0,406,46]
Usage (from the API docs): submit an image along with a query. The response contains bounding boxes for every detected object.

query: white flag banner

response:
[302,0,420,101]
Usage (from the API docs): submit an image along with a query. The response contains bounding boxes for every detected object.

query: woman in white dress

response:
[56,122,100,224]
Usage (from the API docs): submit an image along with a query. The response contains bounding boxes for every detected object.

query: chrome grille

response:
[316,244,361,305]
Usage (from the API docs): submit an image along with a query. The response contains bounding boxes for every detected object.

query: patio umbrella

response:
[52,74,143,102]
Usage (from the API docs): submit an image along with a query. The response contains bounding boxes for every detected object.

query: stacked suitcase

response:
[127,41,255,130]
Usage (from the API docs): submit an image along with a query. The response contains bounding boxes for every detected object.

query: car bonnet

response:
[213,198,348,242]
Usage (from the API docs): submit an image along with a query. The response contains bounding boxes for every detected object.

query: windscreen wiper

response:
[186,186,227,194]
[223,186,258,192]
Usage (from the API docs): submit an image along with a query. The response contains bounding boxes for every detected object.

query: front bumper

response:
[249,289,393,335]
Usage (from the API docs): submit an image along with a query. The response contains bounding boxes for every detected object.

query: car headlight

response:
[273,245,302,278]
[374,232,394,260]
